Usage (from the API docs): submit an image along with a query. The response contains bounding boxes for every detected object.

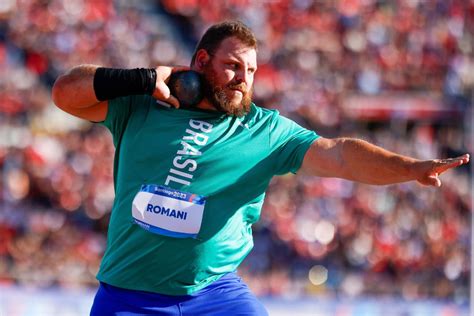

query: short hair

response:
[191,20,257,66]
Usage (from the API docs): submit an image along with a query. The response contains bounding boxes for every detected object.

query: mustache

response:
[227,82,247,93]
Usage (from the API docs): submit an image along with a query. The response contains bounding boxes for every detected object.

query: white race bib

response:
[132,184,206,238]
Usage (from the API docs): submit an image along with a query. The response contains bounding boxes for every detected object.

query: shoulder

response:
[247,103,281,123]
[250,103,278,116]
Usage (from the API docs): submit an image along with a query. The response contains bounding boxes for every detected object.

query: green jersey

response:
[96,95,319,295]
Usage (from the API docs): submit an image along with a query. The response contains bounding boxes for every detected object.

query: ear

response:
[193,49,211,71]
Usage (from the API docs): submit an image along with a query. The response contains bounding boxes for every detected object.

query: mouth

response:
[229,88,244,95]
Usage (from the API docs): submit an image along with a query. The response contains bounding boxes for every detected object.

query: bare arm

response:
[52,64,189,122]
[52,64,107,122]
[300,137,470,186]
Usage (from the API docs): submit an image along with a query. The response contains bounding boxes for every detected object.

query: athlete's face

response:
[199,37,257,116]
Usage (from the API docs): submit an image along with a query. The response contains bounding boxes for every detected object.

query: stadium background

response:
[0,0,472,315]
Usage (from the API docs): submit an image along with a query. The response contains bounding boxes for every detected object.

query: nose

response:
[235,69,251,88]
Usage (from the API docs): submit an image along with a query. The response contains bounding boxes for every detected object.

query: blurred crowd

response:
[0,0,472,303]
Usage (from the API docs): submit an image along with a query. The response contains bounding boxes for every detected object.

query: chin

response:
[229,97,243,106]
[227,91,243,101]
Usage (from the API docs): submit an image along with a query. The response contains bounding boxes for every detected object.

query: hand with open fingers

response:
[416,154,470,187]
[152,65,190,108]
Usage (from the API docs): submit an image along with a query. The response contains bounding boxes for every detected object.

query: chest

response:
[118,110,271,195]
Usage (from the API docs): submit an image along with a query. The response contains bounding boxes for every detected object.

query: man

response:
[52,21,469,315]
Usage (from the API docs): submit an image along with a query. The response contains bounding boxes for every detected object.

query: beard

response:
[201,64,252,117]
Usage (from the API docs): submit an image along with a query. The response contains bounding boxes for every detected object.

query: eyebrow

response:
[226,55,257,70]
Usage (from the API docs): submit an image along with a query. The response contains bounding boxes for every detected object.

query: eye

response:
[227,63,239,70]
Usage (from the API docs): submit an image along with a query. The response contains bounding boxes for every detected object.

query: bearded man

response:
[52,21,469,316]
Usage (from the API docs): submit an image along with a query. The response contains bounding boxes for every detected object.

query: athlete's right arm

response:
[52,64,188,122]
[52,64,107,122]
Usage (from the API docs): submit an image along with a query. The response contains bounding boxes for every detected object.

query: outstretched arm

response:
[300,137,470,186]
[52,64,188,122]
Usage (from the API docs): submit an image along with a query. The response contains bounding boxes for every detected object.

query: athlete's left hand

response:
[415,154,470,187]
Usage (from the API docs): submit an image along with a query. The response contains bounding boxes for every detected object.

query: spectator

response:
[0,0,471,303]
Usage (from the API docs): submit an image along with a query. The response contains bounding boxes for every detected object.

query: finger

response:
[155,66,188,82]
[153,82,180,108]
[447,154,470,164]
[166,94,180,109]
[460,153,470,163]
[171,65,191,73]
[156,81,181,108]
[434,156,469,174]
[153,82,168,99]
[432,175,441,187]
[426,174,441,187]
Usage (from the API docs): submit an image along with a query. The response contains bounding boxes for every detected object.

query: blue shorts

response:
[90,272,268,316]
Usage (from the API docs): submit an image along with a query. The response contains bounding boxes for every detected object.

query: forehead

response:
[214,36,257,67]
